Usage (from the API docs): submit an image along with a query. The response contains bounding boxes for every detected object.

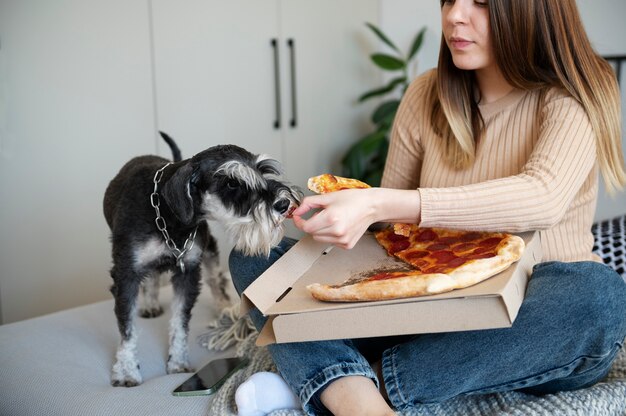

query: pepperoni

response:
[416,229,438,242]
[479,237,503,247]
[447,257,467,268]
[459,232,482,242]
[430,250,457,264]
[473,245,500,255]
[452,242,478,253]
[437,236,459,245]
[421,256,466,273]
[390,240,411,253]
[388,232,409,242]
[426,243,450,251]
[404,250,428,260]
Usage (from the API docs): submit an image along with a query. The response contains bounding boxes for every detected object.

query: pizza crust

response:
[393,223,412,237]
[307,272,454,302]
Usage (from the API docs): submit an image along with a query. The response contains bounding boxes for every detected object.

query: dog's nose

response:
[273,199,291,214]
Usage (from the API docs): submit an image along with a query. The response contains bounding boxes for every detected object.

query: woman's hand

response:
[291,188,422,249]
[291,189,377,249]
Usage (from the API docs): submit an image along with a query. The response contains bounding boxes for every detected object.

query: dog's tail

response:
[159,131,182,162]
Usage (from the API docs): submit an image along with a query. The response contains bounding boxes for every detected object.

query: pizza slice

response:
[307,173,371,194]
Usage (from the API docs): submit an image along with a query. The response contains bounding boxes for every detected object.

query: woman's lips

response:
[450,37,473,49]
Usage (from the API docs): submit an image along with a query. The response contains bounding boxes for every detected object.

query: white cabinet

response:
[151,0,380,256]
[150,1,283,160]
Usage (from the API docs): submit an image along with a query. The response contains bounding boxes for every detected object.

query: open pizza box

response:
[241,231,541,346]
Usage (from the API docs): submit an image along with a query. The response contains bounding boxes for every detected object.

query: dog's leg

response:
[139,272,164,318]
[110,266,143,387]
[167,266,202,374]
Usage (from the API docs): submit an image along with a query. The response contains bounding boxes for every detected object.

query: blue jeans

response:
[230,238,626,415]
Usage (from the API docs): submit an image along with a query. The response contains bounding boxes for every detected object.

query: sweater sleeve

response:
[418,90,597,232]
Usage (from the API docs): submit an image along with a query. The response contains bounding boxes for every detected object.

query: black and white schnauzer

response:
[103,132,301,387]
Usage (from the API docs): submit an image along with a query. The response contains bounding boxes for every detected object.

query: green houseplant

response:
[341,23,427,186]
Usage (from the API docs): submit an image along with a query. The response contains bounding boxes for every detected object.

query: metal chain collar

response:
[150,163,198,273]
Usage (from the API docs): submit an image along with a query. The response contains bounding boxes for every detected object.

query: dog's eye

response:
[227,178,239,189]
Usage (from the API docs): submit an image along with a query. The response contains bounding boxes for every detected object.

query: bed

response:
[1,215,624,416]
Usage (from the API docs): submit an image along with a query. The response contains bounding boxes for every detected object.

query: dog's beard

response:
[225,205,287,257]
[202,195,291,258]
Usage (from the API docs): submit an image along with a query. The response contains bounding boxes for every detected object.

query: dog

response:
[103,132,301,387]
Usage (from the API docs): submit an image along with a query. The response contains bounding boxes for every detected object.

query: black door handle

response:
[287,38,297,128]
[271,39,281,129]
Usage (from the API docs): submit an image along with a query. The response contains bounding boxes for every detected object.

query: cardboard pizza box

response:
[240,231,541,346]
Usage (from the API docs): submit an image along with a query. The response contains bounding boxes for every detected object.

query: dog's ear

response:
[161,164,195,225]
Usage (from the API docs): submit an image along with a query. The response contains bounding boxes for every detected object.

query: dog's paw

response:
[111,359,142,387]
[167,360,193,374]
[111,377,142,387]
[139,305,164,318]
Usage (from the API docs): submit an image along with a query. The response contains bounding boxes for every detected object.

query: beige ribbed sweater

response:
[382,70,599,262]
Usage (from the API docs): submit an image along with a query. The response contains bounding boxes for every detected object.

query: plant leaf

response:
[341,146,364,179]
[359,129,387,154]
[358,76,407,102]
[341,130,388,181]
[382,76,407,95]
[372,100,400,125]
[371,54,405,71]
[407,27,427,61]
[358,85,394,103]
[365,22,401,54]
[364,171,383,187]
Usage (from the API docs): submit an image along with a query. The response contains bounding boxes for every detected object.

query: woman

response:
[230,0,626,414]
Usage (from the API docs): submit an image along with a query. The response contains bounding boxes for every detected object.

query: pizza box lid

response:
[240,231,541,346]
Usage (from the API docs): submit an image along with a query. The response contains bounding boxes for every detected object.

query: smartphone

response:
[172,356,249,396]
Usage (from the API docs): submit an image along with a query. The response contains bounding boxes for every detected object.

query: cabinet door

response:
[151,0,283,160]
[279,0,380,189]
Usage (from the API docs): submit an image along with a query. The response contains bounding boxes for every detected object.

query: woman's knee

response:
[531,261,626,341]
[228,237,298,295]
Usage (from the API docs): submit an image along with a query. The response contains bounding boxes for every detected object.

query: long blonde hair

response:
[431,0,625,193]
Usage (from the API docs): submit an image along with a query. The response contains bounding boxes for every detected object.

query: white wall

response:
[576,0,626,221]
[380,0,626,222]
[0,0,157,323]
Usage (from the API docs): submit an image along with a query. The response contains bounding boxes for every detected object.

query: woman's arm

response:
[291,187,421,249]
